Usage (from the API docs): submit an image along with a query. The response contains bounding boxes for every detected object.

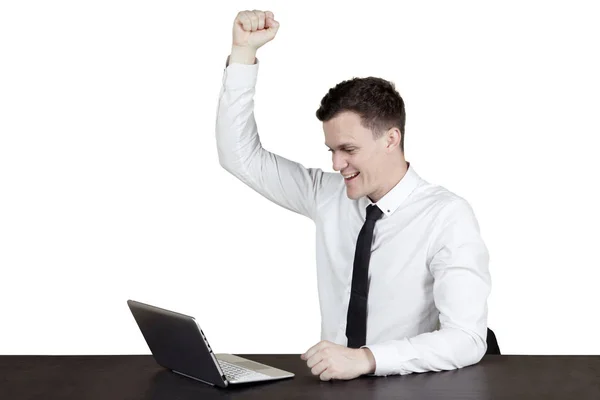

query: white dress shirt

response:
[216,58,492,376]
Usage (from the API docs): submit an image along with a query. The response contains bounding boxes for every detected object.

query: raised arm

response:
[216,10,339,220]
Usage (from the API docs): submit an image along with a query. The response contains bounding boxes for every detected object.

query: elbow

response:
[471,341,487,365]
[217,154,232,173]
[217,149,248,182]
[457,330,488,368]
[216,143,237,174]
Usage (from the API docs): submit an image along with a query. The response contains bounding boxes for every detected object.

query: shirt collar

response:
[360,161,421,218]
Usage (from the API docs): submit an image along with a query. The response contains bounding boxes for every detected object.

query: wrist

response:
[230,45,257,65]
[361,348,376,374]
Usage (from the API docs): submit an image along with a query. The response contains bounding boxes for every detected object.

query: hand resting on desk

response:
[301,340,376,381]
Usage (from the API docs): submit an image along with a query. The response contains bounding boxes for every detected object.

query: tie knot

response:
[366,205,383,221]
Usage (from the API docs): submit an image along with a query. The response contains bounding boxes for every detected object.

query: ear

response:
[385,128,402,152]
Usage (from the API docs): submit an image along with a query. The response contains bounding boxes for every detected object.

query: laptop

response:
[127,299,295,388]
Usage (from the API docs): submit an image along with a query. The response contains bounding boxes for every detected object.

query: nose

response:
[332,151,348,172]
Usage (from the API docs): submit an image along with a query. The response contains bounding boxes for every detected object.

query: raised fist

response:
[232,10,280,51]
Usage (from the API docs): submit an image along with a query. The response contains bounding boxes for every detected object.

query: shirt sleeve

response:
[364,198,492,376]
[215,56,340,221]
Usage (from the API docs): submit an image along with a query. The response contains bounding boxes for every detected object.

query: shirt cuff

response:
[363,338,419,376]
[222,55,259,89]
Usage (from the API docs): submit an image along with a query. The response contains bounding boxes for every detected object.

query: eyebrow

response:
[325,143,356,151]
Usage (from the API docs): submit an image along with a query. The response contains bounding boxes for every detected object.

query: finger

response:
[306,351,324,369]
[266,18,279,31]
[265,11,279,31]
[253,10,265,30]
[302,340,330,360]
[249,12,259,31]
[301,344,316,360]
[237,12,251,32]
[310,359,328,376]
[320,368,333,381]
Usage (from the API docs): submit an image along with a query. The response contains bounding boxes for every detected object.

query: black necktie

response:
[346,204,384,348]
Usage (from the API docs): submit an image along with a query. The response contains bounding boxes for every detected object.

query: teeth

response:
[344,172,359,179]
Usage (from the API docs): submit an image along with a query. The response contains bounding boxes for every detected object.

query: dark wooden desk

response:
[1,354,599,399]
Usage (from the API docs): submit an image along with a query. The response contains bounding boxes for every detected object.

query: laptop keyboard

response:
[218,360,270,382]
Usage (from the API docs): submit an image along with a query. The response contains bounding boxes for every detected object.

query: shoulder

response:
[413,178,472,216]
[409,179,482,242]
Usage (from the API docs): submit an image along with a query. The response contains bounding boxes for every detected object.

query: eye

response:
[327,148,357,154]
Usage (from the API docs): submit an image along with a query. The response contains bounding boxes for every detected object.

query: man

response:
[216,10,491,381]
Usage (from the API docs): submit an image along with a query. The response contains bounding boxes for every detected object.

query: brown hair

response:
[316,77,406,152]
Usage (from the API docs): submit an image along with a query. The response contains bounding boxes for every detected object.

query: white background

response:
[1,1,599,356]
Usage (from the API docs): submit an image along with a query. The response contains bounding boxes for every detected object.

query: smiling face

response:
[324,111,401,202]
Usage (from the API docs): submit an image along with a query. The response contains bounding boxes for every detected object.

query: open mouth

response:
[344,172,360,181]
